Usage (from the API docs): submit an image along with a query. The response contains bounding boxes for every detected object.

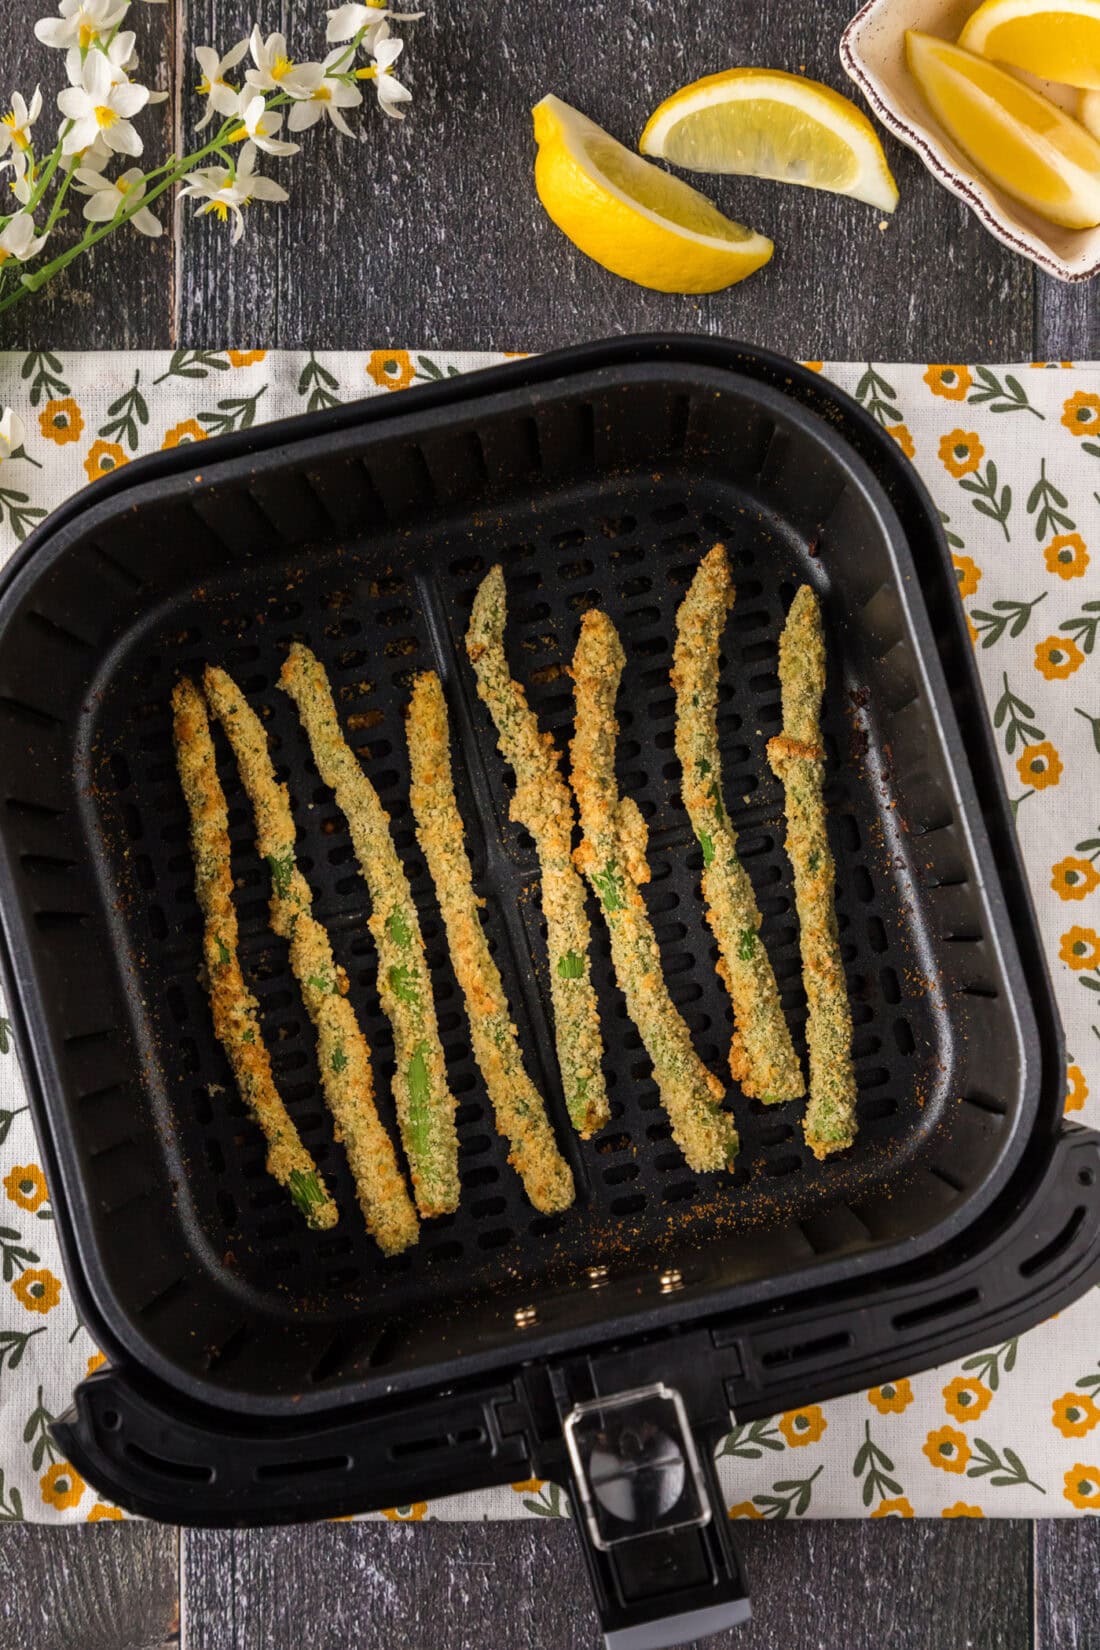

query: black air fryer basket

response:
[0,338,1097,1647]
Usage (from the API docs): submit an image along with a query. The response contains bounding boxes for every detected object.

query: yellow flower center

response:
[94,105,118,130]
[226,124,247,142]
[0,250,10,266]
[196,75,212,95]
[78,21,97,48]
[1,114,30,151]
[271,55,294,80]
[356,65,378,80]
[315,84,332,100]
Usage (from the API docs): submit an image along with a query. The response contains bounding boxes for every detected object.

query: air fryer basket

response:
[0,339,1095,1648]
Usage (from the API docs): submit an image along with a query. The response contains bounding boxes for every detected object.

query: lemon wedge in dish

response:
[639,68,899,212]
[531,94,773,294]
[906,31,1100,228]
[959,0,1100,91]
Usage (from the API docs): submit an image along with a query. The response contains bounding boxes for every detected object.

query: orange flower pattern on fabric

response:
[886,423,915,459]
[1017,742,1062,791]
[39,397,83,446]
[12,1268,61,1315]
[871,1497,914,1518]
[1066,1063,1089,1113]
[1052,858,1100,901]
[381,1502,428,1521]
[925,364,972,401]
[778,1406,827,1447]
[40,1463,85,1510]
[868,1379,913,1415]
[952,554,981,598]
[227,350,266,367]
[87,1503,123,1521]
[366,350,416,391]
[1064,1465,1100,1509]
[943,1377,993,1423]
[1045,533,1089,580]
[939,429,984,477]
[942,1503,983,1518]
[728,1501,763,1519]
[86,1351,107,1377]
[923,1426,970,1473]
[1061,927,1100,971]
[1061,391,1100,436]
[3,1163,47,1211]
[1052,1393,1100,1438]
[1035,636,1084,680]
[162,419,207,449]
[83,439,127,483]
[510,1479,546,1493]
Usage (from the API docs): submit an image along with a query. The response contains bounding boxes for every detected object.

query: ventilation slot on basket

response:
[893,1287,980,1332]
[255,1453,351,1481]
[760,1329,852,1369]
[123,1441,214,1483]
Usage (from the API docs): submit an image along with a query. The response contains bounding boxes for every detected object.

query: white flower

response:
[181,140,288,245]
[325,3,422,45]
[230,92,299,156]
[362,28,412,120]
[0,410,26,462]
[75,164,162,235]
[193,39,249,130]
[244,29,323,99]
[64,31,139,90]
[62,130,112,175]
[0,212,48,265]
[0,89,43,161]
[57,50,150,156]
[5,150,34,206]
[35,0,128,52]
[286,50,362,137]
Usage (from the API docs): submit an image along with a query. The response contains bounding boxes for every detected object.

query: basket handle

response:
[558,1380,751,1649]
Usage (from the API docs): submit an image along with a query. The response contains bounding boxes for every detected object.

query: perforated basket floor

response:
[0,357,1040,1408]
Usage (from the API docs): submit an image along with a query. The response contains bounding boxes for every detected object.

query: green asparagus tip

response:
[557,951,585,979]
[288,1168,325,1217]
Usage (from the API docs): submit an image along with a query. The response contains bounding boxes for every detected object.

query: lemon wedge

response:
[959,0,1100,91]
[906,31,1100,228]
[639,69,899,212]
[1079,88,1100,136]
[531,95,773,293]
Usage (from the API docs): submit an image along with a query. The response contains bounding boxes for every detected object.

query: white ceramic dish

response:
[840,0,1099,281]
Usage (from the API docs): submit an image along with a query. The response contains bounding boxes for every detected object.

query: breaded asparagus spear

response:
[405,670,574,1214]
[203,665,418,1255]
[672,545,804,1103]
[569,610,739,1173]
[766,586,857,1159]
[466,566,609,1138]
[171,677,338,1231]
[280,643,460,1218]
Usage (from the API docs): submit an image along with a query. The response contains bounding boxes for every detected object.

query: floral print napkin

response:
[0,349,1097,1525]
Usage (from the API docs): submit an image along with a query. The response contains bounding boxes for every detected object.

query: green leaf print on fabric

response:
[98,370,149,452]
[0,486,47,545]
[959,458,1013,541]
[967,1438,1045,1493]
[298,352,341,413]
[0,1470,22,1523]
[22,1387,62,1473]
[198,388,267,436]
[20,352,69,408]
[970,593,1046,648]
[853,1421,905,1507]
[962,1338,1019,1392]
[1027,459,1075,541]
[0,1328,44,1380]
[752,1465,823,1520]
[939,508,965,550]
[0,1228,38,1282]
[968,367,1044,419]
[719,1418,786,1459]
[855,363,903,426]
[153,350,231,385]
[415,355,464,383]
[993,677,1045,754]
[522,1482,570,1518]
[1059,602,1100,655]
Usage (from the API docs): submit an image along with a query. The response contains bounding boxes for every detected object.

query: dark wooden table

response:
[3,1,1098,1647]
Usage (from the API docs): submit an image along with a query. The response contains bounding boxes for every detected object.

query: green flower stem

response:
[0,130,230,318]
[42,164,76,236]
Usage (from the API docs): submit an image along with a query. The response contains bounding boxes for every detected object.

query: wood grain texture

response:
[0,1524,178,1650]
[181,1518,1034,1650]
[6,0,1089,356]
[1034,1520,1100,1650]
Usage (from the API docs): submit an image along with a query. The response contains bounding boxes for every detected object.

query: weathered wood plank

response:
[1035,1519,1100,1650]
[176,0,1038,355]
[0,0,178,350]
[182,1518,1033,1650]
[1034,277,1098,364]
[0,1524,178,1650]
